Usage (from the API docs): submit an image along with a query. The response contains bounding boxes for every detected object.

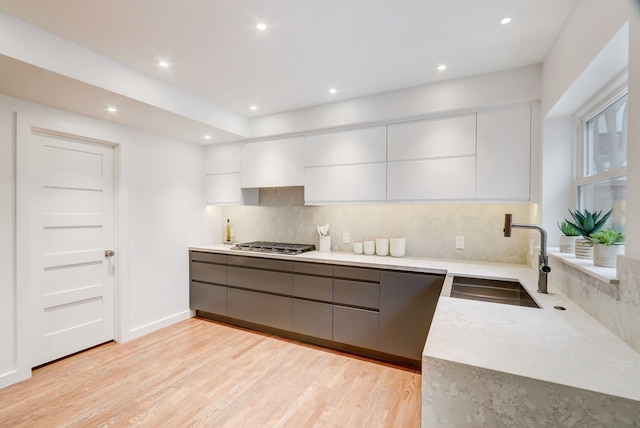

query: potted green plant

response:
[558,220,580,253]
[586,229,625,267]
[564,208,613,259]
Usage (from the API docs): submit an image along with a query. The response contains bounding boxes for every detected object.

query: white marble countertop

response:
[189,244,640,401]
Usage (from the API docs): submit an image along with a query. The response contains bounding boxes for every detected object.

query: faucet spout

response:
[503,213,550,294]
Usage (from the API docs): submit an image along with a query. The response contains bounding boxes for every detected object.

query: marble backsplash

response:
[549,255,640,353]
[211,186,533,264]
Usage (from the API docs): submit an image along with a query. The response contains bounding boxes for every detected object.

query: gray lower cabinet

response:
[189,250,443,366]
[189,251,227,315]
[379,271,444,360]
[333,306,379,350]
[227,288,292,331]
[292,299,332,340]
[190,281,227,316]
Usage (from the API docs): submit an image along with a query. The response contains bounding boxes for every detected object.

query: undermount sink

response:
[450,276,540,308]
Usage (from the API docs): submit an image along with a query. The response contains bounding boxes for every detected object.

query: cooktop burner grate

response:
[231,241,316,255]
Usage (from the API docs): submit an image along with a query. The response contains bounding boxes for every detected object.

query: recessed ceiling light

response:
[158,60,170,68]
[204,135,212,140]
[106,106,118,113]
[329,88,337,95]
[256,23,267,31]
[250,105,258,111]
[500,17,512,25]
[437,64,447,71]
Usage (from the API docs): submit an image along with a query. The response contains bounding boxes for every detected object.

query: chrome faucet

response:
[503,213,551,294]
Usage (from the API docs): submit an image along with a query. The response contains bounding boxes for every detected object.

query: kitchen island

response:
[189,245,640,426]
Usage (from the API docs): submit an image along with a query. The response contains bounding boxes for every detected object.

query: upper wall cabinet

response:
[387,114,476,161]
[476,104,531,201]
[305,126,387,166]
[241,137,305,188]
[387,114,477,201]
[204,143,258,205]
[304,126,387,204]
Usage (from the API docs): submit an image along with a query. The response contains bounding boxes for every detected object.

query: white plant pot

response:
[593,244,624,268]
[574,238,593,259]
[559,235,577,253]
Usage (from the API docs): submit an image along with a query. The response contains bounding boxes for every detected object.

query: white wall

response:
[0,94,210,388]
[249,65,541,139]
[541,0,639,259]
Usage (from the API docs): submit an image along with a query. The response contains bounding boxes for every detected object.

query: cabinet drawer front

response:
[190,281,227,316]
[334,279,379,309]
[190,262,227,284]
[293,274,333,302]
[190,251,227,264]
[227,266,292,295]
[228,255,292,272]
[292,299,332,340]
[334,266,379,282]
[293,261,333,277]
[333,306,379,350]
[227,289,292,331]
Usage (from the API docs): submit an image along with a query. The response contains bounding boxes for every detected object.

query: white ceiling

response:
[0,0,576,143]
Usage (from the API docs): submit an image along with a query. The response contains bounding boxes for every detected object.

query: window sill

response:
[548,248,619,285]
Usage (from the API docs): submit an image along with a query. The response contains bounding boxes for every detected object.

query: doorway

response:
[18,118,118,367]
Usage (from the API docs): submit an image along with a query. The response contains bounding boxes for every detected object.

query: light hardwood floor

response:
[0,317,421,427]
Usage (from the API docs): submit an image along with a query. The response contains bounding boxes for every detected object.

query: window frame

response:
[573,70,628,210]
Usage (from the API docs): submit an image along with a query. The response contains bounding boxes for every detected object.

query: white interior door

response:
[29,130,115,367]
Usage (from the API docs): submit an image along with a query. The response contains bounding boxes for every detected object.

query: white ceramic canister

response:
[390,237,406,257]
[318,235,331,252]
[375,238,389,256]
[364,239,375,255]
[353,241,364,254]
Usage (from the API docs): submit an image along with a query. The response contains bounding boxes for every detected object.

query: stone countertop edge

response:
[189,244,640,402]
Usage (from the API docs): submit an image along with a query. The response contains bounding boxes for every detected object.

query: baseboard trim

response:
[120,309,195,343]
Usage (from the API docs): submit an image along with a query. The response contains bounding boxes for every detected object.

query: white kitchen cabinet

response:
[387,114,476,161]
[204,142,241,174]
[304,126,387,204]
[305,126,386,166]
[387,114,477,201]
[387,157,476,201]
[241,137,305,188]
[204,142,257,205]
[305,163,387,204]
[476,104,531,201]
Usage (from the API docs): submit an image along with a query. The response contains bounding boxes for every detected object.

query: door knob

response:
[105,250,115,258]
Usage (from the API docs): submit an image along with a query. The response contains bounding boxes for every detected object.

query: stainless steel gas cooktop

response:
[231,241,316,255]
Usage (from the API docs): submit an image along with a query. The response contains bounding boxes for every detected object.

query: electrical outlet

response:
[455,236,465,250]
[342,232,350,244]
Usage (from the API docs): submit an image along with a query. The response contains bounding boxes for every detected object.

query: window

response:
[575,77,627,234]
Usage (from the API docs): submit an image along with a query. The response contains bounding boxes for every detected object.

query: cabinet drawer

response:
[293,262,333,277]
[333,266,379,282]
[227,266,292,295]
[333,306,379,350]
[334,279,379,309]
[227,289,292,331]
[190,251,227,264]
[292,299,332,340]
[190,281,227,316]
[293,274,333,302]
[227,255,292,272]
[190,262,227,285]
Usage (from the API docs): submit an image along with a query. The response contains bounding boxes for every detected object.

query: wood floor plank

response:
[0,317,421,427]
